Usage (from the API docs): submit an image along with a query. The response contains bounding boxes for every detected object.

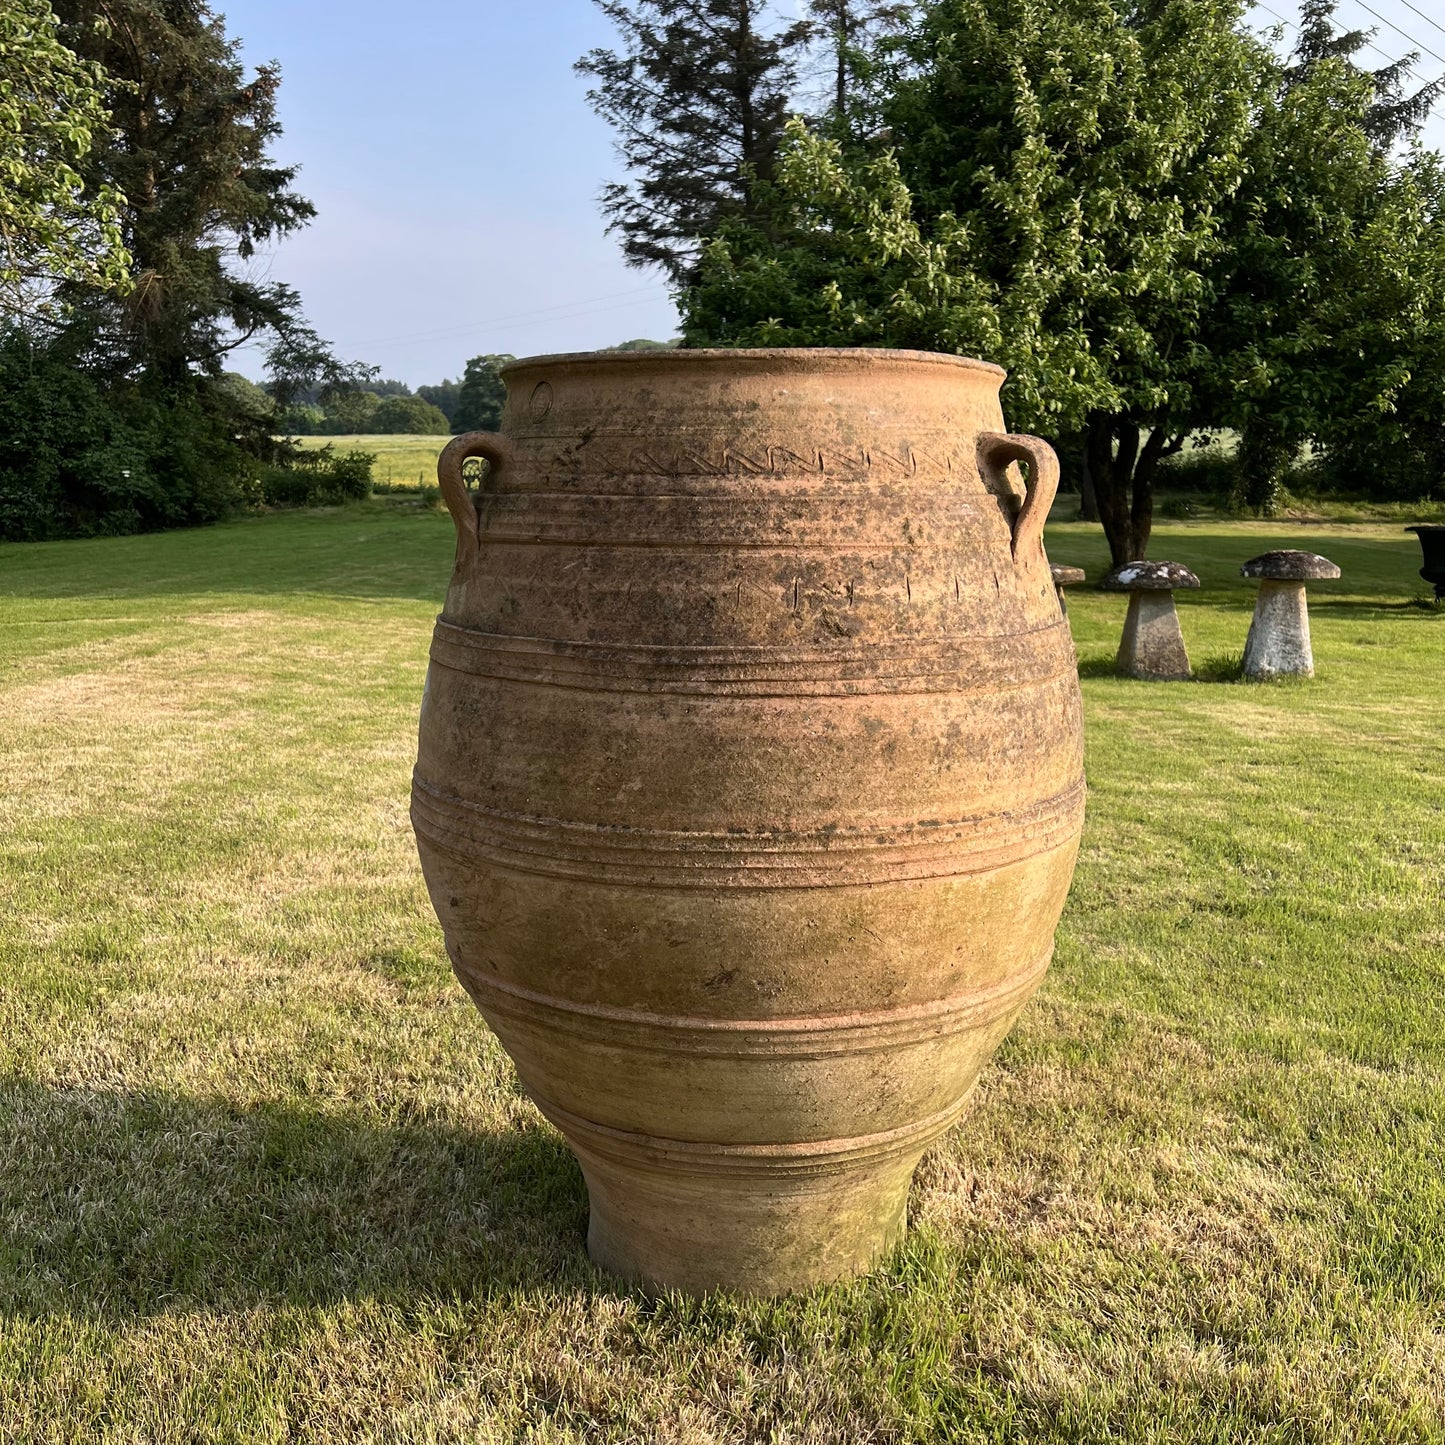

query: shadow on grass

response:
[0,1080,598,1320]
[1306,595,1445,619]
[1075,652,1246,682]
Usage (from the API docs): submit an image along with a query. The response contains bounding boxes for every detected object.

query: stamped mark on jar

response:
[529,381,554,421]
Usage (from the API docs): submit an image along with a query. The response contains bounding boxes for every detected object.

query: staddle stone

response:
[1240,551,1340,679]
[1100,561,1199,681]
[1050,564,1086,614]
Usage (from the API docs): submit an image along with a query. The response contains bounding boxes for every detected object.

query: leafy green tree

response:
[417,378,461,425]
[371,394,450,434]
[215,370,273,424]
[51,0,318,387]
[684,0,1445,558]
[0,324,243,539]
[452,354,515,433]
[0,0,130,312]
[1218,0,1445,510]
[686,0,1271,562]
[275,402,323,436]
[577,0,811,281]
[320,389,380,435]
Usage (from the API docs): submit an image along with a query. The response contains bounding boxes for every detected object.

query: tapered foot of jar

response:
[532,1092,967,1296]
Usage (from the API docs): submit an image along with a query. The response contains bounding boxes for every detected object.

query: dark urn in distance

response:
[1407,526,1445,600]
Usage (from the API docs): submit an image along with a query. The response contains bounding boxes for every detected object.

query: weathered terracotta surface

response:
[412,347,1085,1295]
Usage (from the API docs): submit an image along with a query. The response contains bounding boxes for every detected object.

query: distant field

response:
[292,433,451,487]
[2,507,1442,1440]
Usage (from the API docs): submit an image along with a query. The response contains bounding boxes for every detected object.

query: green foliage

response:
[805,1,910,126]
[274,402,323,435]
[0,0,130,309]
[452,354,515,433]
[0,0,362,540]
[682,0,1445,560]
[319,388,379,434]
[277,390,452,437]
[416,377,460,424]
[686,0,1268,420]
[215,371,274,424]
[0,328,244,540]
[244,447,373,509]
[577,0,812,280]
[610,336,681,350]
[371,394,450,435]
[49,0,317,386]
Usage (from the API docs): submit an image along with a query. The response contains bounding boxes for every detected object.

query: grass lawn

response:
[2,503,1442,1442]
[292,434,453,489]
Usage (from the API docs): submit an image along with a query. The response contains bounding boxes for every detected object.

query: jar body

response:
[412,348,1084,1294]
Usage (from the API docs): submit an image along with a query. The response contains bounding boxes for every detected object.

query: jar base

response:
[529,1088,969,1295]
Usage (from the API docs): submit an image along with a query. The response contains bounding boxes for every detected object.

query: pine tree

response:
[51,0,316,387]
[1288,0,1444,150]
[805,0,910,127]
[576,0,811,282]
[1228,0,1445,511]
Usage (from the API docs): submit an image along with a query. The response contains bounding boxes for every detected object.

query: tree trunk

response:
[1079,447,1099,522]
[1086,411,1168,565]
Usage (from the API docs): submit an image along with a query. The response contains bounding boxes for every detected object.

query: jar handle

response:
[976,432,1058,562]
[438,431,514,555]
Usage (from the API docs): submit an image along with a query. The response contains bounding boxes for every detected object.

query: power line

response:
[1252,0,1397,67]
[1253,0,1445,112]
[1346,0,1445,66]
[1397,0,1445,43]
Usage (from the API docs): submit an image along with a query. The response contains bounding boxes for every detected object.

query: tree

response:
[50,0,319,388]
[576,0,811,282]
[685,0,1445,559]
[0,323,245,539]
[1218,0,1445,510]
[371,394,450,434]
[1288,0,1443,151]
[452,353,515,433]
[803,0,910,129]
[417,377,460,424]
[320,389,380,434]
[685,0,1271,562]
[0,0,365,537]
[0,0,130,313]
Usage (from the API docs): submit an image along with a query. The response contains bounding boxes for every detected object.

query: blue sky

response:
[224,0,1445,388]
[227,0,683,385]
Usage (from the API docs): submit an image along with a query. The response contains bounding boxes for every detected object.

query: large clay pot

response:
[412,347,1084,1295]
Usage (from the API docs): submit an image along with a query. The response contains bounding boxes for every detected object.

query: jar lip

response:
[500,346,1007,380]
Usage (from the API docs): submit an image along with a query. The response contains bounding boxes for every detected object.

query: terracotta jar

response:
[412,348,1084,1295]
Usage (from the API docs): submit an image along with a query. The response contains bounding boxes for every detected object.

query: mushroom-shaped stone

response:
[1100,561,1200,680]
[1050,563,1086,614]
[1239,549,1340,679]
